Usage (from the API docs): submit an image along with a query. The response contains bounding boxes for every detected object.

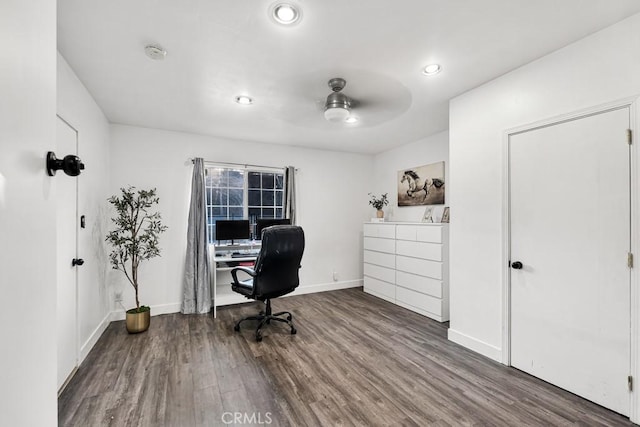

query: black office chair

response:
[230,225,305,342]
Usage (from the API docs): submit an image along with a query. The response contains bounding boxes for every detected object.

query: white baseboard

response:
[289,279,362,296]
[111,281,363,319]
[448,328,503,363]
[79,312,111,364]
[110,302,182,321]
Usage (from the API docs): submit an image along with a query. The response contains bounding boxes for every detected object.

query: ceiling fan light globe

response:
[324,107,350,123]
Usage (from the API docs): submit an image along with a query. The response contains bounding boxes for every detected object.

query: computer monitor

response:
[256,218,291,240]
[215,219,250,244]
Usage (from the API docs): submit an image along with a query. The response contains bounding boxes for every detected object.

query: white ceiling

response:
[57,1,640,154]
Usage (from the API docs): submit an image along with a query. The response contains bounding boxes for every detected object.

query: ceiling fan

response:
[323,78,357,123]
[277,72,410,128]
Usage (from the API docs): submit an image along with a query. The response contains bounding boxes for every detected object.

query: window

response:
[205,166,285,243]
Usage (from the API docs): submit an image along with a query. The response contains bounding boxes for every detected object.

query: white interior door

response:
[509,107,631,415]
[56,117,78,391]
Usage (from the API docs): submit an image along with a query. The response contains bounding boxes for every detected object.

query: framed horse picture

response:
[397,162,445,206]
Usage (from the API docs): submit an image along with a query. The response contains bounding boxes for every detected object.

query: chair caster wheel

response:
[291,327,297,335]
[256,332,263,342]
[233,324,240,332]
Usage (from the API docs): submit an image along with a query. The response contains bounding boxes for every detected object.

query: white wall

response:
[372,131,449,222]
[57,53,112,361]
[108,124,373,315]
[449,13,640,363]
[0,1,57,425]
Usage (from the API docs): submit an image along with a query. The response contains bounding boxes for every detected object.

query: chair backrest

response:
[253,225,305,299]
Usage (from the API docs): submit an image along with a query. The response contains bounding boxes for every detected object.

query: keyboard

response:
[230,252,258,258]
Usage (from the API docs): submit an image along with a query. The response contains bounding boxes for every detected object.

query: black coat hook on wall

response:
[46,151,85,177]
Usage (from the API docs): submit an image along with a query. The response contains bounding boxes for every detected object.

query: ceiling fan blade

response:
[349,98,373,109]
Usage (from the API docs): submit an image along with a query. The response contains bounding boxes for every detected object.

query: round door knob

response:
[72,258,84,267]
[511,261,523,270]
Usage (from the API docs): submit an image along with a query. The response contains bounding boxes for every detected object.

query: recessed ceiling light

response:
[422,64,442,76]
[345,116,358,124]
[235,95,253,105]
[144,44,167,60]
[270,3,301,25]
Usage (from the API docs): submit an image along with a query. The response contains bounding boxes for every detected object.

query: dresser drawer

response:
[395,240,442,262]
[416,226,442,243]
[396,255,442,280]
[363,223,396,239]
[396,271,442,298]
[364,250,395,269]
[396,224,443,243]
[396,286,442,317]
[364,276,395,301]
[395,225,417,241]
[363,237,395,254]
[363,263,395,284]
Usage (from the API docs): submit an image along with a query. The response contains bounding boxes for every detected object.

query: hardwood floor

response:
[59,288,633,426]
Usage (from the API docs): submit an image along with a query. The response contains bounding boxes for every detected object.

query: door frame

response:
[500,97,639,420]
[56,114,80,394]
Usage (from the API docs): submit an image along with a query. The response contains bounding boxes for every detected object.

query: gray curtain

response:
[284,166,296,224]
[182,158,211,314]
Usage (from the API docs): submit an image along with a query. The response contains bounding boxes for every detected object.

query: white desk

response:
[211,243,261,317]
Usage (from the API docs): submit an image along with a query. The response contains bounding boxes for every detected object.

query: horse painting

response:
[400,171,443,199]
[397,162,445,206]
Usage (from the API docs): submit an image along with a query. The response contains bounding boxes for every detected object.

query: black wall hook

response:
[47,151,85,176]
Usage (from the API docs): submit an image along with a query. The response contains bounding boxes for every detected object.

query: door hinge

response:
[628,129,633,145]
[629,375,633,392]
[628,253,634,269]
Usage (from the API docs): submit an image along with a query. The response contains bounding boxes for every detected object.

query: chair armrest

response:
[230,266,257,284]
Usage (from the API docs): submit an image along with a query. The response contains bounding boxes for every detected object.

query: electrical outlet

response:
[114,291,123,303]
[332,271,339,282]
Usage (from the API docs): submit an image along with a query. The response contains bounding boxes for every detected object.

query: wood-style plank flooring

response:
[59,288,633,426]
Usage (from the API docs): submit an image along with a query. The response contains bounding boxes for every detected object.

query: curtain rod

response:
[190,158,297,171]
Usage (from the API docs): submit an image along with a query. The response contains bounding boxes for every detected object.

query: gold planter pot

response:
[126,308,150,334]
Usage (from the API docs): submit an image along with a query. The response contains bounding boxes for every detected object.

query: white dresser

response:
[363,222,449,322]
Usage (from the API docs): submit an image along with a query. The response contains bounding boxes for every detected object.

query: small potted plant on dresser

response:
[368,192,389,219]
[106,187,167,333]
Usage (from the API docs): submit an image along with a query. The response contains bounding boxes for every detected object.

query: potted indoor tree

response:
[368,192,389,219]
[106,187,167,333]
